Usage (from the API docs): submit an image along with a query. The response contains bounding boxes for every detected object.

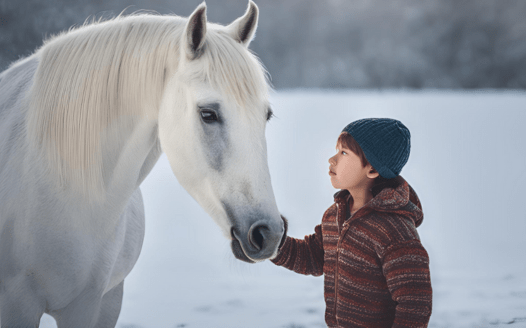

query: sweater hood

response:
[333,175,423,227]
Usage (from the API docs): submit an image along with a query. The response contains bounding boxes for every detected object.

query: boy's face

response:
[328,141,378,192]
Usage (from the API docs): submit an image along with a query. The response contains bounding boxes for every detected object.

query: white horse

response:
[0,1,284,327]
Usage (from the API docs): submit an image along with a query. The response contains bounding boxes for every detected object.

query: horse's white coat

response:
[0,2,283,327]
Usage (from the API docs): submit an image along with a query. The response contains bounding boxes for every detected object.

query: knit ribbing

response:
[342,118,411,179]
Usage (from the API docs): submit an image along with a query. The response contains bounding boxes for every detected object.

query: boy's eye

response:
[342,151,347,155]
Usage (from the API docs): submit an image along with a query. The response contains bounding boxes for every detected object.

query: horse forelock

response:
[201,27,271,109]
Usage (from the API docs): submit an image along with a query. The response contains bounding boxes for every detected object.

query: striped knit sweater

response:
[271,176,432,327]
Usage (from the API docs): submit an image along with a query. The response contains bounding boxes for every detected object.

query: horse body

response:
[0,2,283,327]
[0,54,155,326]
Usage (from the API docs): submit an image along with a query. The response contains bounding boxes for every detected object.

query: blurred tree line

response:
[1,0,525,89]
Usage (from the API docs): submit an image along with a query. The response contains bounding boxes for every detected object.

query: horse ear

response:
[226,0,259,47]
[184,2,207,60]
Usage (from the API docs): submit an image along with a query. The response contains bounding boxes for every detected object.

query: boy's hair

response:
[337,132,370,169]
[337,132,400,195]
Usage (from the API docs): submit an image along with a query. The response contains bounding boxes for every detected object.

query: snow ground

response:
[39,90,526,328]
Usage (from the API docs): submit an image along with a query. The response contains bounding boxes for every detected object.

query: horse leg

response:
[0,278,45,328]
[51,281,124,328]
[92,281,124,328]
[51,289,104,328]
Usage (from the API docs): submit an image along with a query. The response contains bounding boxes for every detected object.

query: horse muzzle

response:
[230,218,284,263]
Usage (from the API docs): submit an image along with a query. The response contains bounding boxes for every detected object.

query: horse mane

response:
[26,12,271,200]
[200,28,271,109]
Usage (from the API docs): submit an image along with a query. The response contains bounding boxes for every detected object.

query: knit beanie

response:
[341,118,411,179]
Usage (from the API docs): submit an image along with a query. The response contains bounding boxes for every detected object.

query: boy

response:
[271,118,432,328]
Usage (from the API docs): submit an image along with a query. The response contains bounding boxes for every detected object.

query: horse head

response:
[158,1,284,263]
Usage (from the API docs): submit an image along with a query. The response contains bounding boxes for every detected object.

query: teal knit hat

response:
[341,118,411,179]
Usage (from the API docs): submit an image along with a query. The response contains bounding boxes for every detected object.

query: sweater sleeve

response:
[270,224,324,276]
[381,239,432,328]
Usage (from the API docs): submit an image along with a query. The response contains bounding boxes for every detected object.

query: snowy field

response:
[39,90,526,328]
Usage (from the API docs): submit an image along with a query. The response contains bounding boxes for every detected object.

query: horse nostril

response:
[249,224,268,251]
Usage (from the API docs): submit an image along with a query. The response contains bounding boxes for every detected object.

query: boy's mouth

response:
[329,167,336,175]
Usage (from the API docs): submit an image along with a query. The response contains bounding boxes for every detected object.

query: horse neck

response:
[27,16,183,206]
[101,117,162,207]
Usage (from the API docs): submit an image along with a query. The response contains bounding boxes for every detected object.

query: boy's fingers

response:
[279,214,288,248]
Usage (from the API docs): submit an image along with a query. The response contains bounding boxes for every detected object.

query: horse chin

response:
[230,238,255,264]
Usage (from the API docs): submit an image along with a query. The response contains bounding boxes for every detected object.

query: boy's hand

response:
[278,214,288,249]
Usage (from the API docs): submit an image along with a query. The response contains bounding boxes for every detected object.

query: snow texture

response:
[38,90,526,328]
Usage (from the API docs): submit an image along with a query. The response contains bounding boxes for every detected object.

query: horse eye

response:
[200,110,218,123]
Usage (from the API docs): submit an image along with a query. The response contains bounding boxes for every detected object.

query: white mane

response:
[25,13,271,199]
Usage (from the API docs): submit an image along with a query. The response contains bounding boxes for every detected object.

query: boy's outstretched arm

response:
[270,215,324,276]
[381,239,433,328]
